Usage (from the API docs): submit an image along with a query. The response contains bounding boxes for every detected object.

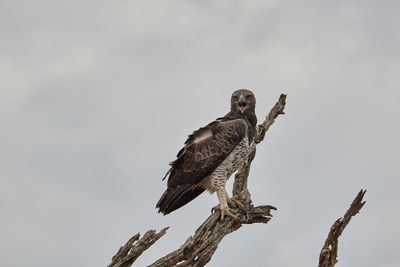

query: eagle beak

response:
[238,95,246,113]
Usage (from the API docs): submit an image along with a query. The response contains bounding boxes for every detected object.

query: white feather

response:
[193,129,212,143]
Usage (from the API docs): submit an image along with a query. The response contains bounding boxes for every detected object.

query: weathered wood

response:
[255,94,287,144]
[149,204,276,267]
[108,227,168,267]
[318,189,366,267]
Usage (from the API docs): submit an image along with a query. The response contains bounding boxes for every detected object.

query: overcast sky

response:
[1,0,399,266]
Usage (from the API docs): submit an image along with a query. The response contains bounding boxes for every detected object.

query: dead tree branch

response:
[108,227,168,267]
[318,189,367,267]
[255,93,287,144]
[109,94,287,267]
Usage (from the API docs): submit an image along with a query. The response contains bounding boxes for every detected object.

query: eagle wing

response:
[156,119,248,215]
[166,119,247,187]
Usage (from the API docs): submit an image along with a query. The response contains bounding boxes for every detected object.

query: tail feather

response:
[156,185,205,215]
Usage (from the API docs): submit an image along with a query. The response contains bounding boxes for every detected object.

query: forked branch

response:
[108,227,168,267]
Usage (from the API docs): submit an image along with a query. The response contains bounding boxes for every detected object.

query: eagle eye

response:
[232,96,239,101]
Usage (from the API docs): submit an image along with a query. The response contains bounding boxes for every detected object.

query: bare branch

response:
[255,93,287,144]
[148,204,276,267]
[108,227,168,267]
[318,189,367,267]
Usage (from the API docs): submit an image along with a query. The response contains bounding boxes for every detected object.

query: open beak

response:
[238,95,246,113]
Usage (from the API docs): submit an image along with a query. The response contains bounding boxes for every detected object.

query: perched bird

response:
[156,89,257,219]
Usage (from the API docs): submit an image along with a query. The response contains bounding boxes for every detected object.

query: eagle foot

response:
[211,205,239,221]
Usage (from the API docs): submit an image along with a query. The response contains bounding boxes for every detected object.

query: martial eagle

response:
[156,89,257,219]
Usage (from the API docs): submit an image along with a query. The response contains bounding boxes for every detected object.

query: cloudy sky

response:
[1,0,399,266]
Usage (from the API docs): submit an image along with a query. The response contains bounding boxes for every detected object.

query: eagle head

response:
[230,89,256,114]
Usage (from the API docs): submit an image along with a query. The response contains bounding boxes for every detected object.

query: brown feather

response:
[156,185,205,215]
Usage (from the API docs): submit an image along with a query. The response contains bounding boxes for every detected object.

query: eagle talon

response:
[211,206,217,215]
[212,204,239,220]
[221,208,239,220]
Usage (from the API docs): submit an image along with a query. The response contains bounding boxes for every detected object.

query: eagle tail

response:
[156,185,205,215]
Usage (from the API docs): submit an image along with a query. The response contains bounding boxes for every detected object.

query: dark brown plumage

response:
[156,89,257,218]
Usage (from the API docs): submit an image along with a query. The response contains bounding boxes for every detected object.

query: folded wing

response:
[156,119,247,214]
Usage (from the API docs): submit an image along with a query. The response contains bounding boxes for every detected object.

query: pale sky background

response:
[1,0,399,266]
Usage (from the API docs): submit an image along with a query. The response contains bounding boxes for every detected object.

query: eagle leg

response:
[212,187,239,220]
